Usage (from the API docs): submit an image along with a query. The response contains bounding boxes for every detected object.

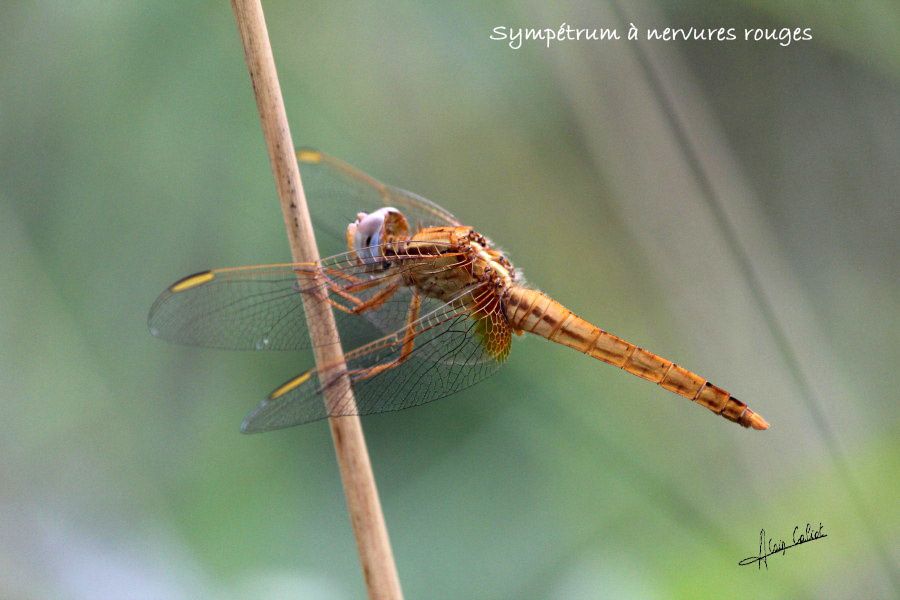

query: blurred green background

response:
[2,1,897,598]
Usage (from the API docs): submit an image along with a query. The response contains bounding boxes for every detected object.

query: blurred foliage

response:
[1,1,897,599]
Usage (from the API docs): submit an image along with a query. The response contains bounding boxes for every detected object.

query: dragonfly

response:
[148,149,769,433]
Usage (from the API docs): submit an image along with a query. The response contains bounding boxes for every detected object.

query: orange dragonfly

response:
[149,149,769,433]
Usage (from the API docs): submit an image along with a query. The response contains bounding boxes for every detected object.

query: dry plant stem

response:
[230,1,403,598]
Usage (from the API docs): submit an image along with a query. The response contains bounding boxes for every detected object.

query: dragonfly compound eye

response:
[349,206,401,264]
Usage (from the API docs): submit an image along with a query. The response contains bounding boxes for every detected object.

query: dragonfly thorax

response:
[348,207,517,304]
[465,230,515,289]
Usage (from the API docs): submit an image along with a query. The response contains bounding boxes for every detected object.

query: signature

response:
[738,523,827,569]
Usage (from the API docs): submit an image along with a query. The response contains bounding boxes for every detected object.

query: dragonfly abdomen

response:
[504,286,768,430]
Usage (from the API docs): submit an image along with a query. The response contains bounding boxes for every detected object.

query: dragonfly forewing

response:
[147,243,464,352]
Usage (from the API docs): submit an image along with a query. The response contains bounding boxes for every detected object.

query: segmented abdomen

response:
[504,286,768,430]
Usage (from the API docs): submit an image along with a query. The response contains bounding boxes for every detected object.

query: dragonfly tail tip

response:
[746,410,770,430]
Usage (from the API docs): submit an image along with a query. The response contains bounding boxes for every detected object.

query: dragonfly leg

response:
[348,291,422,382]
[349,279,402,314]
[325,279,402,315]
[290,266,363,300]
[320,266,365,286]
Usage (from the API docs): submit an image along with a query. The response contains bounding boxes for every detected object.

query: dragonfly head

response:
[347,207,410,263]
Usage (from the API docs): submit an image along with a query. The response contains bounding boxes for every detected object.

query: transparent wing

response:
[147,243,472,351]
[298,148,462,257]
[241,283,512,432]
